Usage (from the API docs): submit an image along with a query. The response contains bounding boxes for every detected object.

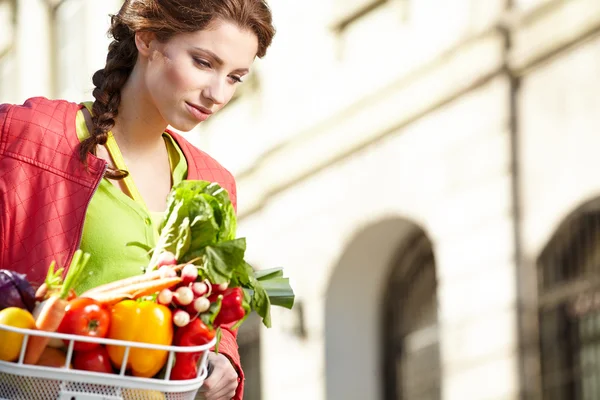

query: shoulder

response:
[167,130,238,211]
[1,97,80,122]
[0,97,92,175]
[1,97,81,141]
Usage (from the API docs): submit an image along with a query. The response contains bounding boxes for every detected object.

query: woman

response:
[0,0,275,399]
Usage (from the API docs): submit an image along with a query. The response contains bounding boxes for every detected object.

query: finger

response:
[204,379,236,399]
[212,380,237,396]
[202,371,224,392]
[213,387,236,400]
[203,385,235,399]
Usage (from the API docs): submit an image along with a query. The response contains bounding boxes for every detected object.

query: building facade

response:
[2,0,600,399]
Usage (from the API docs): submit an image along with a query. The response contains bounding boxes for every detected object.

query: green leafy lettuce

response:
[148,180,294,328]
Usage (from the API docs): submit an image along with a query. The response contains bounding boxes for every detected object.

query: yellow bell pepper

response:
[106,300,173,378]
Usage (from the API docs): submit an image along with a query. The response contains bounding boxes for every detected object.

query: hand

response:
[199,352,239,400]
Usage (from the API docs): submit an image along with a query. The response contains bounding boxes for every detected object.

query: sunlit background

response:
[3,0,600,399]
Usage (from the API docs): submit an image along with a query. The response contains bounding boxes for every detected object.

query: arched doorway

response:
[383,231,440,400]
[325,218,441,400]
[538,197,600,399]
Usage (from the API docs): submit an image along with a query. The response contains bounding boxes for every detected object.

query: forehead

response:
[173,20,259,67]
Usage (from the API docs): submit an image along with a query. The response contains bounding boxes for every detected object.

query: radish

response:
[216,282,228,293]
[157,288,173,305]
[173,310,190,327]
[204,280,213,297]
[191,282,208,297]
[173,286,194,306]
[181,264,198,284]
[192,297,210,314]
[156,251,177,267]
[158,265,177,279]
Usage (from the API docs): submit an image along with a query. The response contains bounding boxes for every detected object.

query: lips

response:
[192,104,212,115]
[185,102,212,122]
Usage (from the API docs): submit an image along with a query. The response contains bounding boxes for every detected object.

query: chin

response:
[170,124,198,133]
[168,117,201,133]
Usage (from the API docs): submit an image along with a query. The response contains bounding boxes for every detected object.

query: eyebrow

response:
[193,47,249,74]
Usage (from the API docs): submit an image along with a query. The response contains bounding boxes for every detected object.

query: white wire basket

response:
[0,323,216,400]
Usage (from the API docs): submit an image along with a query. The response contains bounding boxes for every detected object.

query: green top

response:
[74,103,188,294]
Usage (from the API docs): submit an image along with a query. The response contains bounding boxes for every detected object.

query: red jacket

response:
[0,97,244,398]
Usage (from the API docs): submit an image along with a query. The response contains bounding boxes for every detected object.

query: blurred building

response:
[2,0,600,399]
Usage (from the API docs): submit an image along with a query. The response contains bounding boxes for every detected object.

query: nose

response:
[202,76,226,106]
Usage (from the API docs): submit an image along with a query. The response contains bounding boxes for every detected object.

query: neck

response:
[111,65,167,153]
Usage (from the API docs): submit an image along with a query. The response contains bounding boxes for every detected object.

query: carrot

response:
[24,250,90,365]
[24,295,67,364]
[80,264,186,297]
[129,277,183,298]
[83,277,182,305]
[80,292,133,306]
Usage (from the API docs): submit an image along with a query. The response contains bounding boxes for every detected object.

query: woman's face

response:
[136,19,259,131]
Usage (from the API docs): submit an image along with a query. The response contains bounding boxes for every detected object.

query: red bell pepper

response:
[171,318,215,380]
[212,287,246,328]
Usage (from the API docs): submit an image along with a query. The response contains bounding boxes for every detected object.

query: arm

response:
[218,176,244,398]
[201,324,244,400]
[204,177,245,399]
[216,325,244,399]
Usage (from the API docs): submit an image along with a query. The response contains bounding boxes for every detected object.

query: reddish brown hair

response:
[79,0,275,179]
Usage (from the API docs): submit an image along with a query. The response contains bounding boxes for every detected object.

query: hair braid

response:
[78,18,137,179]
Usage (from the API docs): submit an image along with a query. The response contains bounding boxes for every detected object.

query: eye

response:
[229,75,243,84]
[193,58,211,68]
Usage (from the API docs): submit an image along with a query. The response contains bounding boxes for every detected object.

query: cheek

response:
[165,64,197,91]
[153,59,198,97]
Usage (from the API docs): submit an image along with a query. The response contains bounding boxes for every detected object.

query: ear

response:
[135,31,156,57]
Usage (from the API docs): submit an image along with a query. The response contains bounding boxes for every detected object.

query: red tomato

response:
[58,297,110,351]
[73,347,114,374]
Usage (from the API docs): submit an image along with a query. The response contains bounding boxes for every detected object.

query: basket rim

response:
[0,322,214,391]
[0,323,216,352]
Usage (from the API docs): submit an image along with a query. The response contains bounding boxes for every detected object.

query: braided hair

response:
[78,0,275,179]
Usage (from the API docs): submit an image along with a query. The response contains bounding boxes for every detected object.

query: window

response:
[538,200,600,399]
[0,0,16,100]
[331,0,388,33]
[331,0,409,61]
[383,232,441,400]
[0,0,15,56]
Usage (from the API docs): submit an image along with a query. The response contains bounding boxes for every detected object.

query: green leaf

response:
[60,250,91,299]
[214,327,222,354]
[172,217,192,260]
[44,261,64,290]
[151,180,238,269]
[260,277,295,309]
[255,267,284,281]
[251,284,272,328]
[229,261,255,288]
[218,202,237,242]
[197,182,236,242]
[187,239,246,284]
[149,200,187,268]
[188,196,219,249]
[235,263,294,327]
